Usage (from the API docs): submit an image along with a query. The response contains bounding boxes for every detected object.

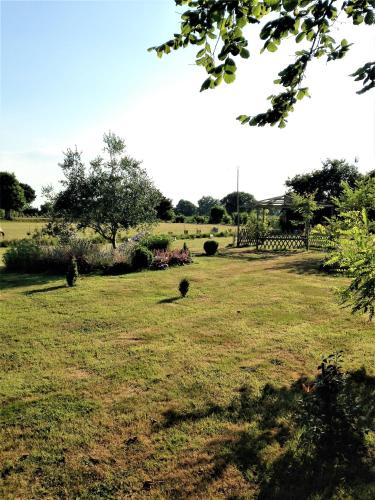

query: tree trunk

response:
[5,209,12,220]
[111,237,117,249]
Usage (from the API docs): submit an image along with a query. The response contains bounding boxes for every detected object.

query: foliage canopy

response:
[221,191,256,213]
[0,172,26,219]
[150,0,375,127]
[53,133,161,248]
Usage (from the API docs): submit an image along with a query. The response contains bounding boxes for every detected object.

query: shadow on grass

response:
[156,369,375,499]
[25,284,67,295]
[216,248,298,263]
[0,269,63,290]
[266,254,326,275]
[158,296,181,304]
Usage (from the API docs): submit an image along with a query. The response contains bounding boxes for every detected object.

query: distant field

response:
[0,220,46,240]
[0,220,234,241]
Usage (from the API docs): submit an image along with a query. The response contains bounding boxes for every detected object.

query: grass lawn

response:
[0,250,374,498]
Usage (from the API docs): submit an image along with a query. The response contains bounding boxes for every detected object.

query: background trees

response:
[198,196,220,216]
[283,159,367,228]
[286,159,360,204]
[156,196,175,221]
[53,133,161,248]
[19,183,36,207]
[209,205,227,224]
[221,191,256,214]
[175,199,197,216]
[0,172,27,219]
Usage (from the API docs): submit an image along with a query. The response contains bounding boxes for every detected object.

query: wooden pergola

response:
[236,193,334,250]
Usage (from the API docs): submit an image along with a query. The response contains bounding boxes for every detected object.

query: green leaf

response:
[306,30,315,41]
[196,48,205,58]
[200,78,212,92]
[237,114,250,124]
[267,41,278,52]
[282,0,298,12]
[237,15,247,28]
[223,72,236,84]
[365,11,374,25]
[240,47,250,59]
[296,32,305,43]
[353,14,364,25]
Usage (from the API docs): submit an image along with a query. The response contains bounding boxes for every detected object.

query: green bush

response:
[3,239,42,272]
[102,261,133,275]
[179,278,190,297]
[66,256,79,287]
[3,238,113,274]
[298,352,371,463]
[132,246,153,270]
[203,240,219,255]
[222,213,232,224]
[209,205,227,224]
[174,215,185,223]
[194,215,207,224]
[141,234,171,251]
[0,239,17,248]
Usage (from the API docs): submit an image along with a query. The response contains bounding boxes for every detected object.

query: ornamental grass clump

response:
[66,256,79,287]
[179,278,189,298]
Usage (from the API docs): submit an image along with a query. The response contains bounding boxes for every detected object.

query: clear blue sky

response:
[1,0,184,148]
[1,1,374,206]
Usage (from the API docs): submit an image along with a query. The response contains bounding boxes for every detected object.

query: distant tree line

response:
[0,172,37,219]
[2,157,373,232]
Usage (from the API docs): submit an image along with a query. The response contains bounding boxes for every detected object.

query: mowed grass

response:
[1,251,374,498]
[0,220,234,241]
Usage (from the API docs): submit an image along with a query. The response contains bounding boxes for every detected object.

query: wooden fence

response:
[236,230,335,251]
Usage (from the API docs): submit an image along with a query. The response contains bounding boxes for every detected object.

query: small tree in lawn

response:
[291,192,318,247]
[66,256,79,287]
[179,278,190,298]
[53,132,161,249]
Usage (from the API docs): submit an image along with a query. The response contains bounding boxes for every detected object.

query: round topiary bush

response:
[203,240,219,256]
[132,246,153,270]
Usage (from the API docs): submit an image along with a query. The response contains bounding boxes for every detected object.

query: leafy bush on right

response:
[325,209,375,320]
[204,240,219,255]
[298,351,371,462]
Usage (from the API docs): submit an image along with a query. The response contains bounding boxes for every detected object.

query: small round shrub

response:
[203,240,219,256]
[179,278,190,298]
[175,215,185,223]
[132,246,153,270]
[66,256,79,287]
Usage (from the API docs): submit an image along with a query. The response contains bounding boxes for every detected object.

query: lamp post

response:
[236,166,240,247]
